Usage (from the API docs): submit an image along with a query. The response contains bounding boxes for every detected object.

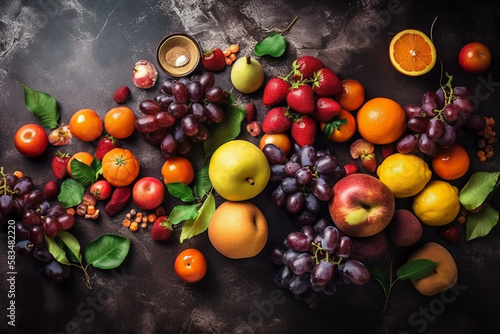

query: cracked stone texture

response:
[1,0,499,333]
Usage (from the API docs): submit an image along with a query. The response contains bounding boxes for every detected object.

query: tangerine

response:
[334,79,365,111]
[104,107,136,139]
[389,29,437,76]
[69,109,103,141]
[432,143,470,180]
[320,109,356,143]
[356,97,407,145]
[161,157,195,185]
[67,152,95,178]
[259,133,292,155]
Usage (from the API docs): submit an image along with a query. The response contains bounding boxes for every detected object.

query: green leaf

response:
[45,236,70,265]
[322,117,347,138]
[466,203,499,240]
[204,97,245,157]
[193,163,212,199]
[459,172,500,210]
[90,158,103,178]
[85,234,130,270]
[180,192,215,243]
[23,85,60,129]
[254,33,286,57]
[57,179,85,208]
[371,267,390,297]
[167,183,195,202]
[396,259,437,281]
[58,231,83,263]
[70,158,98,187]
[169,204,199,225]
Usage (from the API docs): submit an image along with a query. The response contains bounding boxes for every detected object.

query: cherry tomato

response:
[459,42,491,74]
[14,124,48,157]
[174,248,207,283]
[89,180,112,200]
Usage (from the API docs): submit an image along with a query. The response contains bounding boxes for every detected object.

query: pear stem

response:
[246,177,254,185]
[246,56,251,64]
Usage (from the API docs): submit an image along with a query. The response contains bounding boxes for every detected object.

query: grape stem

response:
[0,167,16,197]
[311,242,344,266]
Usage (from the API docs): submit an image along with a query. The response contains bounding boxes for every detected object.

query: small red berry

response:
[440,224,460,243]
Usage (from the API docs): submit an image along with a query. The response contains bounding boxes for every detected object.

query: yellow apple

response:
[208,201,268,259]
[209,140,270,201]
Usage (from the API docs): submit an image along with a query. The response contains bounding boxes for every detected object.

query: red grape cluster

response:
[397,74,484,156]
[269,218,370,309]
[135,72,231,159]
[1,170,74,282]
[263,144,345,226]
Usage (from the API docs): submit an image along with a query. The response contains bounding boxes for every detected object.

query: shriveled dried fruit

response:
[246,121,261,137]
[132,60,158,89]
[48,125,73,146]
[350,138,374,159]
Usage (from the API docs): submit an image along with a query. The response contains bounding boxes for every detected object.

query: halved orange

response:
[389,29,436,76]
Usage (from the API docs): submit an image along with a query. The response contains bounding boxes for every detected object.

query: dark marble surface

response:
[1,0,499,333]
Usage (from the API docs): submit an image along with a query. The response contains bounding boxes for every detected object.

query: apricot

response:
[386,209,422,247]
[407,242,458,296]
[208,201,268,259]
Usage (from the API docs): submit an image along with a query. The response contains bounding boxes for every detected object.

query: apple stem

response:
[246,177,254,185]
[246,56,251,65]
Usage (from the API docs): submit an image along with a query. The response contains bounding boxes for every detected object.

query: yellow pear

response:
[230,56,265,93]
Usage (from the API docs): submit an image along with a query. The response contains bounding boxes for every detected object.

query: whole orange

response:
[161,157,195,185]
[432,143,470,180]
[101,148,140,187]
[259,133,291,155]
[334,79,365,111]
[320,109,356,143]
[356,97,407,145]
[68,152,95,178]
[69,109,103,141]
[104,107,136,139]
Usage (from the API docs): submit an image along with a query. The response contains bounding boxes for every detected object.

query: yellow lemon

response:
[377,153,432,198]
[412,181,461,226]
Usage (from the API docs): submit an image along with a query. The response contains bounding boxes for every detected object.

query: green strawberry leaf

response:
[23,84,60,129]
[57,179,85,208]
[396,259,437,281]
[459,171,500,210]
[169,204,199,225]
[322,117,347,137]
[466,203,499,240]
[180,193,215,243]
[254,33,286,57]
[70,158,99,188]
[85,234,130,270]
[167,182,195,202]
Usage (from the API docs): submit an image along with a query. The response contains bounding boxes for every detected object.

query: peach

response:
[386,209,422,247]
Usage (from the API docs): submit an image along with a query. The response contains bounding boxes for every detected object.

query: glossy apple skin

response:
[132,177,165,210]
[329,174,395,237]
[208,140,270,201]
[458,42,491,74]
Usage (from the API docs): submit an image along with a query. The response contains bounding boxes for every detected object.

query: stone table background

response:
[1,0,499,333]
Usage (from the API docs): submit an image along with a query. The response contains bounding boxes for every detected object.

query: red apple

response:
[132,177,165,210]
[458,42,491,74]
[328,174,395,238]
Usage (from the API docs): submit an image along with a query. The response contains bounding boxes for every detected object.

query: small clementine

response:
[161,157,195,185]
[69,109,103,141]
[432,143,470,180]
[321,109,356,143]
[104,107,136,139]
[335,79,365,111]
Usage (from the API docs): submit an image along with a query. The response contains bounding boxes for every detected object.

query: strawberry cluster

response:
[261,56,342,146]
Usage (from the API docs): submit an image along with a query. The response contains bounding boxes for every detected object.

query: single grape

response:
[190,103,207,122]
[271,186,286,206]
[178,77,191,86]
[300,146,317,167]
[304,192,321,214]
[204,103,225,123]
[36,200,51,216]
[22,209,41,227]
[295,167,313,185]
[335,236,353,258]
[453,86,472,98]
[263,144,287,165]
[180,114,199,137]
[292,209,318,227]
[314,155,338,174]
[191,123,210,142]
[15,240,33,256]
[159,95,176,110]
[421,101,438,117]
[56,213,75,231]
[284,161,301,177]
[311,178,333,201]
[5,174,19,188]
[198,72,215,92]
[15,221,30,240]
[286,191,305,214]
[275,265,293,288]
[321,226,340,252]
[300,225,315,242]
[172,82,189,103]
[282,249,301,267]
[42,215,59,238]
[313,218,331,234]
[311,261,334,287]
[342,260,370,285]
[12,197,25,216]
[161,78,176,95]
[290,253,314,275]
[270,165,286,182]
[408,116,430,133]
[177,139,192,155]
[464,113,486,132]
[13,179,34,196]
[404,104,423,118]
[205,86,224,103]
[33,247,54,264]
[187,81,203,102]
[427,118,445,141]
[286,232,312,252]
[443,104,458,122]
[136,115,160,133]
[140,100,162,115]
[218,91,231,106]
[453,96,474,113]
[435,88,445,109]
[289,152,301,164]
[437,125,456,148]
[155,111,176,128]
[269,246,286,265]
[0,194,13,215]
[288,274,310,295]
[422,91,437,105]
[168,102,188,119]
[46,260,65,282]
[396,133,419,154]
[29,225,45,246]
[46,205,67,218]
[281,177,299,194]
[418,133,438,156]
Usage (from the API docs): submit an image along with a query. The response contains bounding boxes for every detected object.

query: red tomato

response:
[89,180,112,200]
[14,124,48,157]
[174,248,207,283]
[459,42,491,74]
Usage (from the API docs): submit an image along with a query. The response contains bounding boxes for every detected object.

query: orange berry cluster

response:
[223,44,239,66]
[476,116,497,162]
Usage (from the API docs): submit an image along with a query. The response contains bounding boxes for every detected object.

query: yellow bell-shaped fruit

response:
[230,56,265,93]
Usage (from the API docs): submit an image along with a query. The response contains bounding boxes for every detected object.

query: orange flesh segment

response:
[393,33,433,72]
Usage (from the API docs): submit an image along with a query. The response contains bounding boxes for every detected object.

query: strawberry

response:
[151,215,173,241]
[343,162,358,175]
[312,68,341,96]
[96,135,120,160]
[51,151,70,180]
[263,77,291,106]
[291,116,317,147]
[201,48,226,72]
[287,84,315,114]
[312,97,341,123]
[360,154,377,173]
[113,86,130,104]
[43,180,60,200]
[262,107,292,134]
[244,102,257,122]
[292,56,324,81]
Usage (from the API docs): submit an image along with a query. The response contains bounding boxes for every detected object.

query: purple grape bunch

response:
[263,143,345,226]
[0,170,73,282]
[135,72,231,160]
[396,73,486,156]
[269,218,371,309]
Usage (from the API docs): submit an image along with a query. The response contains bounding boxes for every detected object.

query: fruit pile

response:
[135,72,231,159]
